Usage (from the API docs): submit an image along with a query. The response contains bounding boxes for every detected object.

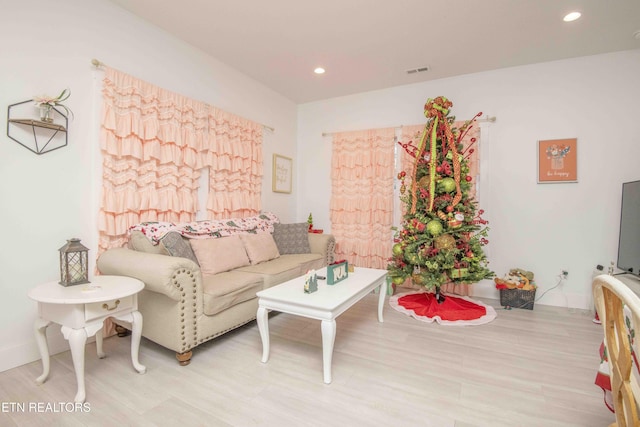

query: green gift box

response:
[449,268,469,279]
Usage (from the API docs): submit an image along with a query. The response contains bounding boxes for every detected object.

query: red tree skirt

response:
[389,292,497,326]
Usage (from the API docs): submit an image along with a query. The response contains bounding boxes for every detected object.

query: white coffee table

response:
[256,266,387,384]
[28,275,146,403]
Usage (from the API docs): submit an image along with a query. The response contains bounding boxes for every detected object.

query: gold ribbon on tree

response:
[444,120,463,208]
[410,122,431,214]
[410,97,462,214]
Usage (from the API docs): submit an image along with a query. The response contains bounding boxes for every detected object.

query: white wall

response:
[2,0,638,374]
[0,0,298,372]
[297,49,640,310]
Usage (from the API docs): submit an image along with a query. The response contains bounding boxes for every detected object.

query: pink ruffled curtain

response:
[330,128,396,269]
[400,122,481,296]
[205,108,262,219]
[98,67,262,253]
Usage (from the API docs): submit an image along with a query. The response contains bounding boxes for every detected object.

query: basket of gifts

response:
[494,268,537,310]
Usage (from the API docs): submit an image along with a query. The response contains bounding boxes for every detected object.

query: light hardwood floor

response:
[0,294,614,427]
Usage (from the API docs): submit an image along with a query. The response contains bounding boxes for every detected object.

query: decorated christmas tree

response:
[387,97,494,302]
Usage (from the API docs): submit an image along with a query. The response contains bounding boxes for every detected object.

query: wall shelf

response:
[7,100,68,155]
[8,118,66,132]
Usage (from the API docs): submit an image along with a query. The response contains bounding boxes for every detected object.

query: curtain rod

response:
[322,125,401,137]
[321,115,496,137]
[90,58,275,133]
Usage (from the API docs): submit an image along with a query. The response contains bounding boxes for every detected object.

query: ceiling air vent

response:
[406,66,430,75]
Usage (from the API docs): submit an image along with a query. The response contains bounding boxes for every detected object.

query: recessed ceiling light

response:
[314,67,325,74]
[563,12,581,22]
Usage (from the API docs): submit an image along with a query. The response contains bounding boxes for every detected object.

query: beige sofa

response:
[97,226,335,365]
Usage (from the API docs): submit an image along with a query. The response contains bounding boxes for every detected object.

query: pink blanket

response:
[129,212,279,244]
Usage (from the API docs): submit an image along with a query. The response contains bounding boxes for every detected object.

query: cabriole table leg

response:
[377,278,386,322]
[257,306,270,363]
[129,311,146,374]
[61,326,88,403]
[34,318,51,385]
[321,319,337,384]
[95,328,106,359]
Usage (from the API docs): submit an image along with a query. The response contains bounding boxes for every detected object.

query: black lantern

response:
[59,238,90,286]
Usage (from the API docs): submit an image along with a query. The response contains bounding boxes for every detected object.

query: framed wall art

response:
[272,154,292,193]
[537,138,577,183]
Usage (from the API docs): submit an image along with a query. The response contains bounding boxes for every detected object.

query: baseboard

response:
[0,324,93,373]
[471,282,591,310]
[471,285,499,300]
[535,290,591,310]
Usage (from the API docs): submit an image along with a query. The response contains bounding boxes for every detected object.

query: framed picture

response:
[272,154,292,193]
[537,138,577,183]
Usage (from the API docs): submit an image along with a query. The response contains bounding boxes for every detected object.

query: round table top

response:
[28,275,144,304]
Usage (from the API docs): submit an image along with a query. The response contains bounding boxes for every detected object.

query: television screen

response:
[617,180,640,276]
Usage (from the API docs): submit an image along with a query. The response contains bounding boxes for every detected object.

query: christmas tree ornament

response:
[447,212,465,229]
[438,177,456,193]
[434,233,456,250]
[417,175,430,190]
[426,219,444,236]
[411,273,426,285]
[392,276,406,285]
[392,243,404,256]
[447,218,461,229]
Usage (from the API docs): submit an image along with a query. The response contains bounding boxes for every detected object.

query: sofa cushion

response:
[160,232,199,265]
[239,232,280,265]
[272,223,311,254]
[190,235,250,275]
[236,253,323,288]
[285,253,326,276]
[201,271,264,316]
[128,231,169,255]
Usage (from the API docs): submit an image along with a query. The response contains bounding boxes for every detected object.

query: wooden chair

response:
[593,274,640,427]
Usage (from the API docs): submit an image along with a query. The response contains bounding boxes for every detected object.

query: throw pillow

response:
[190,235,251,275]
[160,232,200,266]
[272,223,311,254]
[239,232,280,265]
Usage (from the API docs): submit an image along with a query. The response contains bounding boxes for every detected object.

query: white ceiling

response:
[108,0,640,104]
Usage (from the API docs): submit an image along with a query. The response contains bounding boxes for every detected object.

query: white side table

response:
[28,275,146,403]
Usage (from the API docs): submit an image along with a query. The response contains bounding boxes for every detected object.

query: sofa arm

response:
[97,248,201,302]
[308,233,336,265]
